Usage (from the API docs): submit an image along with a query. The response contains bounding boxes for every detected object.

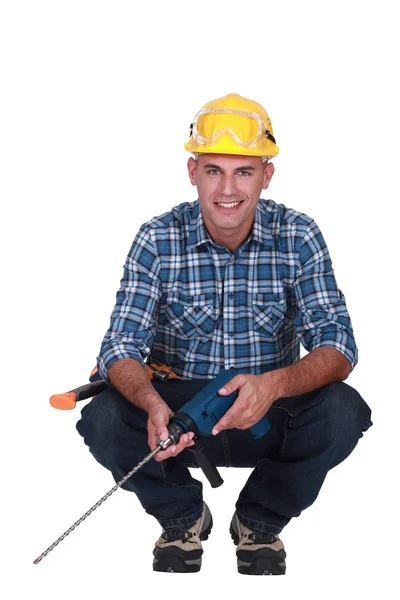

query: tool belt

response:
[90,362,182,383]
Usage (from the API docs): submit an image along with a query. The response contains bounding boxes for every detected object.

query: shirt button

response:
[229,331,234,337]
[228,293,234,300]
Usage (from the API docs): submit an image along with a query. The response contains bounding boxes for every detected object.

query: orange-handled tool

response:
[49,380,108,410]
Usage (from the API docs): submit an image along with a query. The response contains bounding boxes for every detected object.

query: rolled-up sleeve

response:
[97,225,162,381]
[293,220,358,370]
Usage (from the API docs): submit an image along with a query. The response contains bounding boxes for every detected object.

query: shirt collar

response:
[250,201,275,247]
[187,199,275,250]
[187,202,212,249]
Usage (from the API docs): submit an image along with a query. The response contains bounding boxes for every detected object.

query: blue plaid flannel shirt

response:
[97,199,358,381]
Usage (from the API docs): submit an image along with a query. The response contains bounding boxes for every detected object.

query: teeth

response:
[217,201,241,208]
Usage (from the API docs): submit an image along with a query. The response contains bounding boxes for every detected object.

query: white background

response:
[1,1,399,598]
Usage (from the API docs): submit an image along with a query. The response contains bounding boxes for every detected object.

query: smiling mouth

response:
[215,200,244,209]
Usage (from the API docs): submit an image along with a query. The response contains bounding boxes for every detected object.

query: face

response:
[187,153,274,252]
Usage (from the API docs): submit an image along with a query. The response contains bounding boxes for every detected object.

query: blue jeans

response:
[76,378,372,535]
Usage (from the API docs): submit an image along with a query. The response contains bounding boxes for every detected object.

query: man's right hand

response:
[147,402,196,461]
[108,358,196,461]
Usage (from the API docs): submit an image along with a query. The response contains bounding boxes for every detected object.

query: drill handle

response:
[188,440,224,488]
[249,415,271,438]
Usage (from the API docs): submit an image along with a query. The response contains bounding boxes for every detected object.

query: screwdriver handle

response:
[50,380,108,410]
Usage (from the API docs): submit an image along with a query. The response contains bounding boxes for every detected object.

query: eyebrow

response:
[203,163,256,171]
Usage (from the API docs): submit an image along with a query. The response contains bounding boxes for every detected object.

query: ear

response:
[187,157,197,186]
[262,161,275,189]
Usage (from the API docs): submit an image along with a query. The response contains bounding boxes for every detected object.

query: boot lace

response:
[161,529,195,544]
[245,532,277,545]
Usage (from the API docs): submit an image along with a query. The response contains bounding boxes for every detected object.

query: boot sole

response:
[153,516,213,573]
[230,522,286,575]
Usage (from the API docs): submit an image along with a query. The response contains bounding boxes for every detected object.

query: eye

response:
[206,169,220,175]
[237,170,252,176]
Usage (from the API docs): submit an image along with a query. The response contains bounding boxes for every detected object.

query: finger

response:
[154,431,196,461]
[174,431,196,452]
[154,440,196,461]
[148,420,169,452]
[211,408,237,435]
[154,448,174,461]
[152,413,170,440]
[147,423,157,450]
[235,421,255,431]
[218,374,245,396]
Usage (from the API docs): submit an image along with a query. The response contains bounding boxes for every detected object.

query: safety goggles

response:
[189,108,276,149]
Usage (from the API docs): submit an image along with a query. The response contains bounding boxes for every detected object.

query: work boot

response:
[153,503,213,573]
[230,511,286,575]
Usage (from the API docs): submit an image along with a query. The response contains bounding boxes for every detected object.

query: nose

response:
[219,174,237,197]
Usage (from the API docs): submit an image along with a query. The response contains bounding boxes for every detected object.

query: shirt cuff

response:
[309,337,358,371]
[97,342,145,383]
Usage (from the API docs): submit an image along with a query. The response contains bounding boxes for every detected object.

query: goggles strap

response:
[189,123,276,146]
[265,129,276,144]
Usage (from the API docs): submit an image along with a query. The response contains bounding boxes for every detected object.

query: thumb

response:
[218,374,243,396]
[152,411,170,441]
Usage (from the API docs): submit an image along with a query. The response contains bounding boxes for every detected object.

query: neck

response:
[207,226,251,253]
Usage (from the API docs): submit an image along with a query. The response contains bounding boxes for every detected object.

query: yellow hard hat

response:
[184,93,279,158]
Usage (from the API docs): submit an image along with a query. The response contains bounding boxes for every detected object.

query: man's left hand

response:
[211,372,280,435]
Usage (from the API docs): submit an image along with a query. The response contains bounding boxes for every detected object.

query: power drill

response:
[163,368,270,486]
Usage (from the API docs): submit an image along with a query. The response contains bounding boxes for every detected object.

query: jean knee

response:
[322,382,372,442]
[76,389,128,454]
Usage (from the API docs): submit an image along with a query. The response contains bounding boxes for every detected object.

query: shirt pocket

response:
[165,293,217,340]
[252,292,287,337]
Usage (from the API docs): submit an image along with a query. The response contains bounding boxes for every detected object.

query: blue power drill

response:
[164,368,270,487]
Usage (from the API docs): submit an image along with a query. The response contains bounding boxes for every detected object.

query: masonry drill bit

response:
[33,438,172,564]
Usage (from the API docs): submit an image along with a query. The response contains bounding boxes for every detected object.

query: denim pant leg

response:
[76,381,212,529]
[235,382,373,535]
